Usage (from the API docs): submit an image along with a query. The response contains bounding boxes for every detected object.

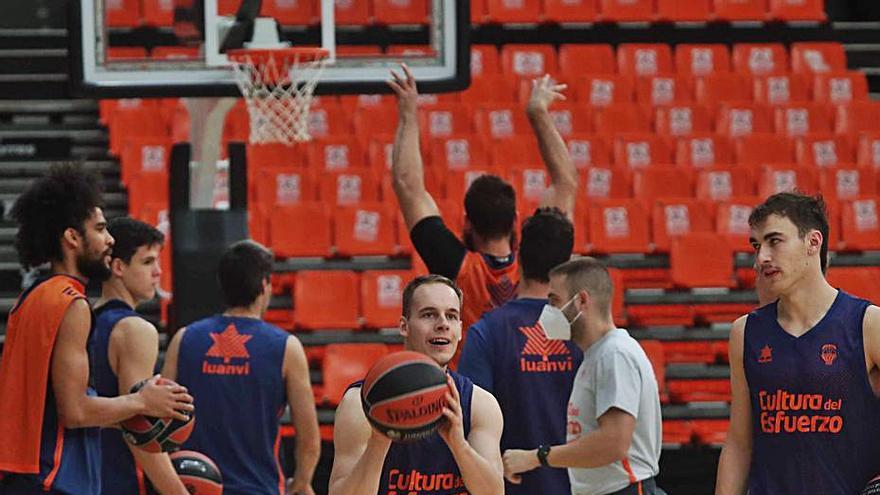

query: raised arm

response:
[328,388,392,495]
[283,336,321,495]
[51,300,193,428]
[388,63,441,231]
[716,315,753,495]
[527,75,578,217]
[113,318,189,495]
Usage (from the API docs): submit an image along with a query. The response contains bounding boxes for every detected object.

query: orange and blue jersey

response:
[92,299,150,495]
[175,315,290,495]
[456,252,519,334]
[0,275,101,494]
[458,298,582,495]
[350,371,474,495]
[744,290,880,494]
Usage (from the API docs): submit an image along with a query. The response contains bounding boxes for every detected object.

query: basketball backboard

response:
[70,0,469,98]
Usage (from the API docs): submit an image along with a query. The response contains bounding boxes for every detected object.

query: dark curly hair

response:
[10,163,104,269]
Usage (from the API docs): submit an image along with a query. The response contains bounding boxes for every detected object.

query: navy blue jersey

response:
[176,316,290,495]
[92,299,149,495]
[458,298,582,495]
[744,291,880,495]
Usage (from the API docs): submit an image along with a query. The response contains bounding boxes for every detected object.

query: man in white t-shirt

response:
[502,257,664,495]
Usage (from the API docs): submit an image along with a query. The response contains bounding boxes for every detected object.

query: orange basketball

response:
[361,351,449,442]
[120,378,194,453]
[169,450,223,495]
[862,475,880,495]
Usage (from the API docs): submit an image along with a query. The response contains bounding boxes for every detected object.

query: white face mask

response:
[538,295,582,340]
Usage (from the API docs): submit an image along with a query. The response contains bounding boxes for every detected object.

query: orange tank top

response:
[0,275,86,473]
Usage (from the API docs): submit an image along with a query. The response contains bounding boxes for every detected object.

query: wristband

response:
[537,444,551,467]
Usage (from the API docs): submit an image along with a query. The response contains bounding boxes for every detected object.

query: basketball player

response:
[162,240,320,495]
[92,217,189,495]
[387,66,579,362]
[329,274,505,495]
[716,192,880,495]
[458,207,581,495]
[503,258,663,495]
[0,164,194,494]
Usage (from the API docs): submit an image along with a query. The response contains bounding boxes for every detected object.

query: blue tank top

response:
[458,298,582,495]
[744,290,880,495]
[176,315,290,495]
[351,370,474,495]
[91,299,149,495]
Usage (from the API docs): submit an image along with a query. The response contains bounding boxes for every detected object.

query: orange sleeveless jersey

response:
[0,275,86,473]
[453,252,519,367]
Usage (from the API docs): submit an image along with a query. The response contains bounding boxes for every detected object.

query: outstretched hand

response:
[388,63,419,118]
[527,74,567,115]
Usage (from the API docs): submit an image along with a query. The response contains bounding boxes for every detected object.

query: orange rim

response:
[227,47,329,65]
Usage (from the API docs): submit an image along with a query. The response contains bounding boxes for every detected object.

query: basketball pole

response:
[183,97,237,209]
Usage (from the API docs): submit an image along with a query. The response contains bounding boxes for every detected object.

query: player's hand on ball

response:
[527,74,566,116]
[502,449,540,484]
[388,63,419,119]
[437,375,466,449]
[138,374,194,421]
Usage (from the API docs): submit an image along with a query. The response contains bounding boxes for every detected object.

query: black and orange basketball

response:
[169,450,223,495]
[121,378,195,453]
[361,351,449,442]
[862,475,880,495]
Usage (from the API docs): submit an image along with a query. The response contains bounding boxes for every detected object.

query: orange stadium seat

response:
[372,0,429,24]
[471,45,501,78]
[692,419,730,446]
[716,103,773,138]
[460,75,519,104]
[294,271,361,330]
[676,134,734,168]
[338,93,391,112]
[444,167,503,204]
[254,168,317,207]
[547,104,593,137]
[656,0,712,21]
[756,164,819,198]
[119,138,171,187]
[694,73,753,107]
[367,136,394,174]
[773,102,833,137]
[675,44,732,77]
[472,0,487,24]
[386,45,436,57]
[420,104,475,140]
[819,166,877,201]
[752,74,810,105]
[544,0,599,22]
[618,44,674,77]
[307,102,350,139]
[270,202,332,258]
[635,76,694,107]
[668,378,731,403]
[696,166,755,201]
[127,171,168,219]
[501,44,558,78]
[486,0,542,24]
[491,140,542,168]
[559,44,616,77]
[307,138,366,171]
[639,340,669,403]
[106,47,149,61]
[108,106,169,156]
[575,75,635,106]
[353,106,398,139]
[735,133,794,164]
[334,0,371,26]
[361,270,411,328]
[429,135,490,171]
[858,133,880,168]
[142,0,174,26]
[613,135,673,168]
[580,166,632,199]
[599,0,653,21]
[150,46,200,60]
[334,203,396,257]
[826,267,880,303]
[835,102,880,135]
[652,199,715,252]
[716,196,760,252]
[594,103,650,135]
[840,197,880,251]
[663,420,692,443]
[319,171,380,206]
[732,43,789,76]
[588,199,651,254]
[633,167,694,207]
[655,104,711,137]
[320,344,389,406]
[475,103,531,139]
[248,143,304,170]
[107,0,141,27]
[264,0,318,25]
[790,42,847,74]
[795,134,853,168]
[769,0,826,20]
[812,72,869,104]
[671,233,736,288]
[567,134,612,168]
[714,0,766,21]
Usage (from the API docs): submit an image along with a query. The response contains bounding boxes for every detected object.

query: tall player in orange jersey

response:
[389,65,578,365]
[0,165,193,494]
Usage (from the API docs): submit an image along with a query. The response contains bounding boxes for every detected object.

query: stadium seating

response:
[320,344,389,405]
[293,271,361,330]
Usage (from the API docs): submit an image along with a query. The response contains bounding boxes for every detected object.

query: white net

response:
[230,50,328,144]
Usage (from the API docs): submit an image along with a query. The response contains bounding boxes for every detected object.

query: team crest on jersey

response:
[758,345,773,364]
[487,276,517,309]
[519,325,573,373]
[821,343,838,366]
[203,324,252,375]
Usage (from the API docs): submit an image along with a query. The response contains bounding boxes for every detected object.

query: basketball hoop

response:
[228,47,329,144]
